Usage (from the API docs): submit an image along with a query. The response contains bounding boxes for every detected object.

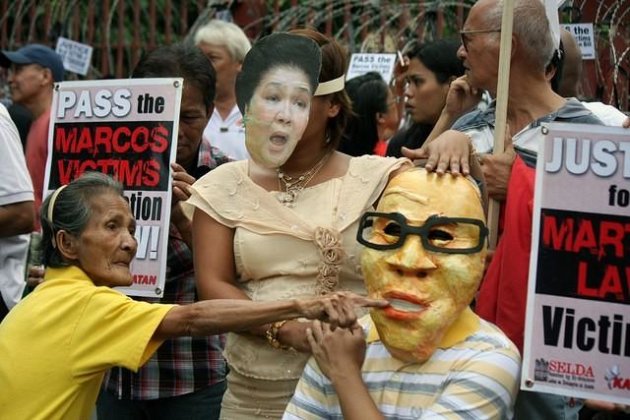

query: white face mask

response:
[245,66,312,169]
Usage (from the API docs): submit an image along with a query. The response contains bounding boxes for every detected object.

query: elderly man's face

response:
[456,0,501,94]
[359,169,487,362]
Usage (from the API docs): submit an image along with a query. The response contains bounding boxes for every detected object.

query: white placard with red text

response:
[44,78,183,297]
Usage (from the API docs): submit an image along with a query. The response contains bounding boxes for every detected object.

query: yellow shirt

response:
[0,266,174,420]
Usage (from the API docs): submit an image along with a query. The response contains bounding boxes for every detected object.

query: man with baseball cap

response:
[0,44,64,229]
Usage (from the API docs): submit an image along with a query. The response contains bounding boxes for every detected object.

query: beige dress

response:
[188,155,407,419]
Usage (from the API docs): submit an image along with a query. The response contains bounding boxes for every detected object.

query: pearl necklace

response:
[276,152,331,207]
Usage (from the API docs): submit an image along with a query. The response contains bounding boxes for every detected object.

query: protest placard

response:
[44,78,183,297]
[522,122,630,404]
[563,23,596,60]
[346,53,396,82]
[55,37,93,76]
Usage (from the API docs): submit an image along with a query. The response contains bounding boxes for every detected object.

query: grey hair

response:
[40,172,124,268]
[485,0,555,73]
[194,20,251,63]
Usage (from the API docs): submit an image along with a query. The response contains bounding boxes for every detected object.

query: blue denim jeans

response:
[96,380,226,420]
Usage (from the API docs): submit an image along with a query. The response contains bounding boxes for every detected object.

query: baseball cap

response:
[0,44,64,82]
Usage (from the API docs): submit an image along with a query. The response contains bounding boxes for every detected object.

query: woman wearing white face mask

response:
[189,31,410,419]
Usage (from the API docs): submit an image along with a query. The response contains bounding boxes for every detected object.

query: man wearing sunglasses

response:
[284,168,520,420]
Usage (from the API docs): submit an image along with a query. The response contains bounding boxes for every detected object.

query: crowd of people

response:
[0,0,629,418]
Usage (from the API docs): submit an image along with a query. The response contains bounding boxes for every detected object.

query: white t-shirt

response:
[0,104,34,308]
[202,105,248,160]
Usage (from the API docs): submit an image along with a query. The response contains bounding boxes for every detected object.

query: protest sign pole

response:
[487,0,514,249]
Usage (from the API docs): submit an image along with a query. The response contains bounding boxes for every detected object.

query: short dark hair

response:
[407,39,465,84]
[40,172,124,268]
[235,33,321,115]
[339,72,389,156]
[133,43,216,110]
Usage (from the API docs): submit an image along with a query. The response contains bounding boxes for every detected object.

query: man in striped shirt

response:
[284,168,521,419]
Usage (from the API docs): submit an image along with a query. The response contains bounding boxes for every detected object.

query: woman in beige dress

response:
[189,30,409,419]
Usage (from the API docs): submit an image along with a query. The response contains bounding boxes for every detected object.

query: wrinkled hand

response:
[478,124,515,201]
[171,162,196,206]
[299,291,388,329]
[443,75,482,118]
[307,320,366,381]
[479,152,515,201]
[26,265,45,289]
[402,130,472,175]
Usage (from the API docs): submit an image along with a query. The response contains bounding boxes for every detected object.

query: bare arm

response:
[193,207,248,301]
[0,201,34,237]
[154,293,388,340]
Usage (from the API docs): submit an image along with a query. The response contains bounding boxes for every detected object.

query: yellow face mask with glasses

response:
[358,168,488,362]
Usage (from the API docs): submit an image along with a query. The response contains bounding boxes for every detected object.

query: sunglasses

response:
[459,28,501,51]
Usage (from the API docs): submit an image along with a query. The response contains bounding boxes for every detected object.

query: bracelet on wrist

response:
[265,320,293,351]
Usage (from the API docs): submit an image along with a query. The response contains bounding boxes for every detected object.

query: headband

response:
[47,185,68,249]
[47,185,67,225]
[314,75,345,96]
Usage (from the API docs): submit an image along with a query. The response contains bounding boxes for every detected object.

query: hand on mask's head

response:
[358,168,487,362]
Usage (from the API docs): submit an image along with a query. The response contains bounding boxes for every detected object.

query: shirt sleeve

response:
[0,104,33,207]
[283,358,339,420]
[69,286,175,378]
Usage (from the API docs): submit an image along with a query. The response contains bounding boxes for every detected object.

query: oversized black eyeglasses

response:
[357,212,488,254]
[460,28,501,51]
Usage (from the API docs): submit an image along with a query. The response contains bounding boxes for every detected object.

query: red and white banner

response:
[522,122,630,404]
[44,78,183,297]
